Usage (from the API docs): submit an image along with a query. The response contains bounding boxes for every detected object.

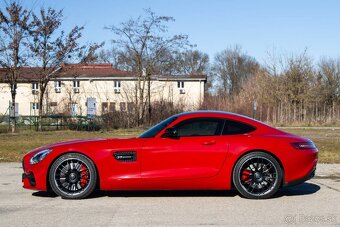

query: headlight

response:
[30,149,53,164]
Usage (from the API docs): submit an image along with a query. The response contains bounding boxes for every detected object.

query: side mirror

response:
[162,127,178,139]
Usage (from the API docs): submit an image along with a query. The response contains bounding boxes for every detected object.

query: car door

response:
[141,117,229,181]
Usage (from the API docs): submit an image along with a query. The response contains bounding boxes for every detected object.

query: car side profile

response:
[22,111,318,199]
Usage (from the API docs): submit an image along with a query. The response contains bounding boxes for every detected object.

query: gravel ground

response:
[0,163,339,226]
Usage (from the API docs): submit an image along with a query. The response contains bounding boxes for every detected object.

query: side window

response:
[222,120,255,135]
[175,118,224,137]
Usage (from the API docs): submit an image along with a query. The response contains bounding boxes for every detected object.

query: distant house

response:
[0,64,206,116]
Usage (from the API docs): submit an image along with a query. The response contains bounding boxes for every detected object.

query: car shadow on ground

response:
[32,182,320,199]
[90,189,238,198]
[275,182,320,198]
[32,191,58,198]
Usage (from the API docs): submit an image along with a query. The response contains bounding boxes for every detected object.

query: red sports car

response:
[22,111,318,199]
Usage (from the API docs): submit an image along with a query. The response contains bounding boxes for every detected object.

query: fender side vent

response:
[113,151,136,162]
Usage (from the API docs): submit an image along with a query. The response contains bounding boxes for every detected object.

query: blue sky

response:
[16,0,340,63]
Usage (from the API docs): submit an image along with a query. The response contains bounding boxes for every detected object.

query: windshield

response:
[138,116,177,138]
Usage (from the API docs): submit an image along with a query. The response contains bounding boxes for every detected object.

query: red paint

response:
[22,111,318,192]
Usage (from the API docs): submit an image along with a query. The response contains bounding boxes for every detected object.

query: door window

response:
[175,118,224,137]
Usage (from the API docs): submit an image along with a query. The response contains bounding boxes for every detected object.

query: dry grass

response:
[0,127,339,163]
[0,129,143,162]
[283,128,340,163]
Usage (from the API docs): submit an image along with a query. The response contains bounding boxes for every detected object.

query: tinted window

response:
[175,118,224,137]
[139,116,177,138]
[222,120,255,135]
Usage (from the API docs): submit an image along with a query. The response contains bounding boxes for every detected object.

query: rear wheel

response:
[49,153,97,199]
[233,152,282,199]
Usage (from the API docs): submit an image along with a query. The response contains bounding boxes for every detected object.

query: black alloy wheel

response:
[49,153,97,199]
[233,152,283,199]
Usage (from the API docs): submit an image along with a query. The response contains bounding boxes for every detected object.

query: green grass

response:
[0,127,339,163]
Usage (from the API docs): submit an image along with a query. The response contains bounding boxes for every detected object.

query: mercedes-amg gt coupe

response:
[22,111,318,199]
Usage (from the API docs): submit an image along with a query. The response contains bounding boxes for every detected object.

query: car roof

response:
[174,110,251,119]
[173,110,274,131]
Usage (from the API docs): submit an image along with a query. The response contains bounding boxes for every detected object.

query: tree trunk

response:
[38,85,47,131]
[138,86,144,126]
[147,75,151,126]
[38,91,44,131]
[11,93,16,133]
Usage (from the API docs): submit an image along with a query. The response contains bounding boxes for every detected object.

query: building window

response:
[55,81,61,93]
[177,81,185,94]
[109,102,116,112]
[73,80,80,88]
[49,102,58,113]
[120,102,126,112]
[114,80,121,93]
[73,80,80,93]
[102,102,108,113]
[31,102,39,110]
[102,102,116,114]
[127,102,134,113]
[69,103,78,116]
[32,83,39,94]
[177,81,184,89]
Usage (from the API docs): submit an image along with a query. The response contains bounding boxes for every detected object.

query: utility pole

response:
[252,100,257,119]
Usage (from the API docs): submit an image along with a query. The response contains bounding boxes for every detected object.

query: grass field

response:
[0,127,339,163]
[284,128,340,163]
[0,129,143,162]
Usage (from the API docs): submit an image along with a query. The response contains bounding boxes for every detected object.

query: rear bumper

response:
[284,163,316,187]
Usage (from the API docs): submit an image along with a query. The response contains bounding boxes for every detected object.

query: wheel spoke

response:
[54,158,91,195]
[239,156,278,196]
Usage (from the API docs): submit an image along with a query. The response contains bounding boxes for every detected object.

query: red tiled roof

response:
[0,67,47,81]
[58,63,135,78]
[0,64,135,81]
[0,64,206,81]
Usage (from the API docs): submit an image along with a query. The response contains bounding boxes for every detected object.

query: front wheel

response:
[233,152,283,199]
[49,153,97,199]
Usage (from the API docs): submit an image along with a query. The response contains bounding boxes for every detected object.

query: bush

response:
[68,121,101,131]
[101,111,136,129]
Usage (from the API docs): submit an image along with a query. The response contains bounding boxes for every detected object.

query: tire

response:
[232,152,283,199]
[49,153,97,199]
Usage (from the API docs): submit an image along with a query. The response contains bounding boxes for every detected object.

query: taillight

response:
[291,141,317,150]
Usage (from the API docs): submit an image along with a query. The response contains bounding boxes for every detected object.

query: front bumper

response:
[22,157,48,191]
[22,172,36,187]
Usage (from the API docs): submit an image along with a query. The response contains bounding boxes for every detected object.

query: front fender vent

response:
[113,151,136,162]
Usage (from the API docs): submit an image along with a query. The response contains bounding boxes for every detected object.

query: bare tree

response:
[94,47,123,69]
[212,45,259,96]
[29,7,103,131]
[78,42,104,64]
[0,1,32,133]
[173,50,209,75]
[319,58,340,105]
[106,9,190,125]
[318,58,340,120]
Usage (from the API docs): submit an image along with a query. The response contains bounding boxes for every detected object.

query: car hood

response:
[27,137,136,155]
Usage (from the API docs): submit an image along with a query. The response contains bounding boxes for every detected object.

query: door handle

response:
[202,140,216,145]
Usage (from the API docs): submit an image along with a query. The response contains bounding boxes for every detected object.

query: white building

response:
[0,64,206,116]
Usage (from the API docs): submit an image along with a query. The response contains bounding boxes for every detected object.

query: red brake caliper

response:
[241,169,251,183]
[80,165,89,188]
